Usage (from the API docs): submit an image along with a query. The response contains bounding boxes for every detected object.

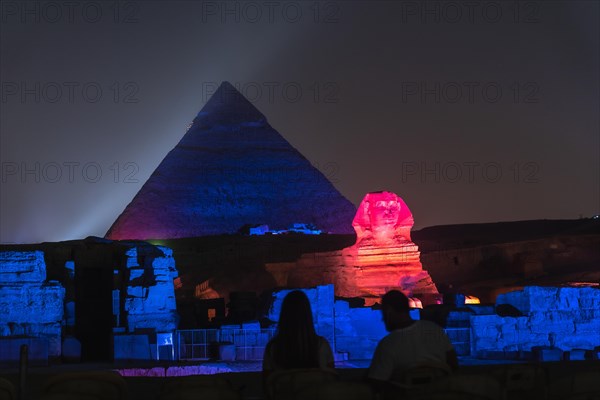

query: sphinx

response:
[275,191,440,305]
[352,191,414,246]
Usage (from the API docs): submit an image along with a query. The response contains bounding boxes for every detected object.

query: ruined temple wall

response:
[268,285,335,348]
[267,284,423,361]
[471,286,600,356]
[124,245,179,332]
[0,251,65,357]
[1,241,181,362]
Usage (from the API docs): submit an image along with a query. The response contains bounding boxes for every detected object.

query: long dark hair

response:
[272,290,320,369]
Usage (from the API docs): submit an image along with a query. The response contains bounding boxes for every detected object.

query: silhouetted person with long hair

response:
[262,290,334,379]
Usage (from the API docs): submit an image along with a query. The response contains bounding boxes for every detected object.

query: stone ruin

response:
[267,285,336,349]
[122,245,179,332]
[471,286,600,359]
[266,285,600,362]
[267,191,440,305]
[0,251,65,361]
[111,243,180,360]
[267,284,421,361]
[0,240,179,362]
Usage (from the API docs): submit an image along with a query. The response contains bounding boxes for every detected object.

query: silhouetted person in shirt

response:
[368,290,458,388]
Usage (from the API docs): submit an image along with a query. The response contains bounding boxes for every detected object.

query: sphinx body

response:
[340,191,439,304]
[269,191,440,305]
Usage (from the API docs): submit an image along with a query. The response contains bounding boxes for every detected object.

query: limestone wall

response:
[124,245,179,332]
[334,301,387,360]
[268,285,335,347]
[267,284,424,360]
[471,286,600,356]
[0,251,65,357]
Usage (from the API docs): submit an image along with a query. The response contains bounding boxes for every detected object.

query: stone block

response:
[221,324,241,331]
[471,315,503,337]
[497,287,557,314]
[0,284,65,324]
[555,333,600,351]
[446,311,473,328]
[334,300,350,315]
[578,309,600,322]
[219,343,236,361]
[62,336,81,361]
[499,321,519,346]
[3,322,62,357]
[242,321,260,330]
[567,349,588,361]
[532,346,563,362]
[333,302,386,360]
[348,308,386,338]
[470,315,505,354]
[529,311,575,335]
[473,338,503,353]
[114,334,152,360]
[520,333,551,351]
[145,286,172,310]
[527,287,560,311]
[236,346,263,360]
[0,337,49,366]
[444,327,470,356]
[127,286,147,298]
[157,246,173,258]
[127,312,178,332]
[124,297,146,313]
[335,335,379,360]
[495,291,527,314]
[241,331,259,346]
[41,323,62,356]
[575,319,600,334]
[317,318,335,343]
[409,309,421,320]
[258,332,271,347]
[557,288,582,310]
[0,251,46,283]
[129,269,145,280]
[498,287,600,316]
[577,288,600,309]
[125,248,138,268]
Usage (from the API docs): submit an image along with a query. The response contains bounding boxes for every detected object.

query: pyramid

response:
[105,82,357,240]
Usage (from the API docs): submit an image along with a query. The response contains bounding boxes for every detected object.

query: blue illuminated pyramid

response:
[106,82,356,240]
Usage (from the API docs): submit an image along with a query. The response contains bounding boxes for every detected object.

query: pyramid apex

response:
[213,81,237,95]
[219,80,235,88]
[197,81,264,123]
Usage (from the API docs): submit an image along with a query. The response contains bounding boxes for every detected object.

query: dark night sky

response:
[1,1,598,243]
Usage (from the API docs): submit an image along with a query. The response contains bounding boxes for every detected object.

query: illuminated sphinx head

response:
[352,191,414,245]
